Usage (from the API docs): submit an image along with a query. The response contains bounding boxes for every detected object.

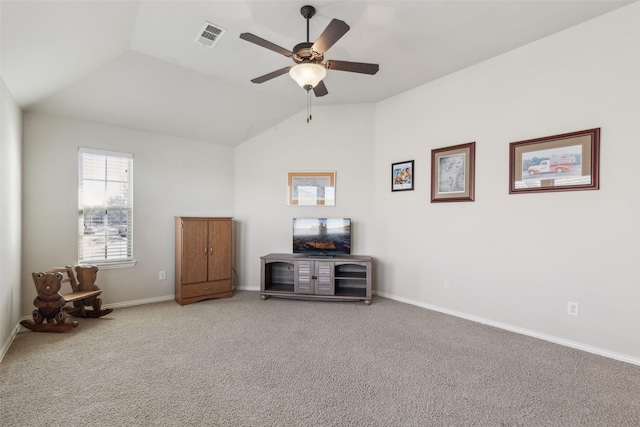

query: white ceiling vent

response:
[195,21,226,48]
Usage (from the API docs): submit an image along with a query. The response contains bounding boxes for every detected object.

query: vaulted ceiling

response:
[1,1,633,146]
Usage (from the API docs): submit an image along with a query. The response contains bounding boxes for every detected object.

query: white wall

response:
[21,113,235,314]
[12,2,639,365]
[234,105,376,289]
[1,78,22,357]
[233,3,640,363]
[373,3,640,361]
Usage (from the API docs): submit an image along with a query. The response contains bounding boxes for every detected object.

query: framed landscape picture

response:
[287,171,336,206]
[392,160,414,191]
[509,128,600,194]
[431,142,476,203]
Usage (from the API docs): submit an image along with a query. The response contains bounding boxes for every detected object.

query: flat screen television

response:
[293,218,351,257]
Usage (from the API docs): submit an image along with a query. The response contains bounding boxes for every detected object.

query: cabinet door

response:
[315,262,335,295]
[208,219,231,282]
[294,260,314,294]
[181,220,208,285]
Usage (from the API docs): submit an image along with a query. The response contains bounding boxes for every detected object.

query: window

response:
[78,148,134,267]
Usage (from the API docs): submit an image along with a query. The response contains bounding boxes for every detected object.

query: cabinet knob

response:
[210,247,213,254]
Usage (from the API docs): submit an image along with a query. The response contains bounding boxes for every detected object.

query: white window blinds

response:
[78,148,133,264]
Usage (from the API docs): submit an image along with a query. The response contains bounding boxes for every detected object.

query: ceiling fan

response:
[239,5,379,98]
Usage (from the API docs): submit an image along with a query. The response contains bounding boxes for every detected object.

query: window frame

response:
[78,147,136,269]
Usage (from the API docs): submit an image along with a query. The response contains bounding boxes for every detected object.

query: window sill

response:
[79,260,137,270]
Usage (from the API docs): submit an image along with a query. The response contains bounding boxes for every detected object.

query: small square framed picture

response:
[391,160,414,192]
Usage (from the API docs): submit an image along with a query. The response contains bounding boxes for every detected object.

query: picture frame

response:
[509,128,600,194]
[431,142,475,203]
[287,171,336,206]
[391,160,414,192]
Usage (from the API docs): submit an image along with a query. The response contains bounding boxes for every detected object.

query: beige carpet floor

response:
[1,291,639,426]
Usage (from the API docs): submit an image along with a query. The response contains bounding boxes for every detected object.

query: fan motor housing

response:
[292,42,323,64]
[300,5,316,20]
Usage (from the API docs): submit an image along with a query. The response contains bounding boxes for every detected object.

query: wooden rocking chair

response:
[20,265,112,333]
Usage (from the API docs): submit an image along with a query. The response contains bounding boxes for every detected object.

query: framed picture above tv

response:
[287,171,336,206]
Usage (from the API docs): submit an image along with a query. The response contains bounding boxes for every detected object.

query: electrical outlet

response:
[159,271,166,280]
[443,280,450,290]
[567,301,579,316]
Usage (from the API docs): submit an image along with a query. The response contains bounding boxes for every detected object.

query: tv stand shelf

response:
[260,253,372,305]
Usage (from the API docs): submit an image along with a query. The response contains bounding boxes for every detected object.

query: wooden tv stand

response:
[260,253,372,305]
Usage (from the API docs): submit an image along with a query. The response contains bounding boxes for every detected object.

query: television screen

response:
[293,218,351,256]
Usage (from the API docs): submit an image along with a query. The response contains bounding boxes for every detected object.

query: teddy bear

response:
[74,265,112,316]
[75,265,99,302]
[31,271,68,324]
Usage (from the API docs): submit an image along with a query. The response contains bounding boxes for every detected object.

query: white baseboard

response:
[236,285,260,291]
[106,295,175,309]
[376,291,640,367]
[0,322,22,364]
[7,291,636,367]
[0,295,175,364]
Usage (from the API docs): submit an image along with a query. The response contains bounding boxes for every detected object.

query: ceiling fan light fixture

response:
[289,63,326,90]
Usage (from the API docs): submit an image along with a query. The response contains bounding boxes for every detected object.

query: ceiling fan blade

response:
[240,33,293,57]
[251,66,292,84]
[325,60,379,75]
[311,19,350,54]
[313,80,328,97]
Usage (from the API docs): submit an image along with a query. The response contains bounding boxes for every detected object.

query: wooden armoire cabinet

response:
[175,217,233,305]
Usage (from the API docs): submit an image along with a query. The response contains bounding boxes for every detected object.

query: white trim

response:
[107,295,174,309]
[3,294,175,363]
[78,148,134,263]
[0,323,22,364]
[13,294,173,322]
[80,260,137,270]
[376,290,640,367]
[8,290,636,367]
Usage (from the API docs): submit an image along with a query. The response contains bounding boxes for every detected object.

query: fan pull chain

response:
[307,90,312,123]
